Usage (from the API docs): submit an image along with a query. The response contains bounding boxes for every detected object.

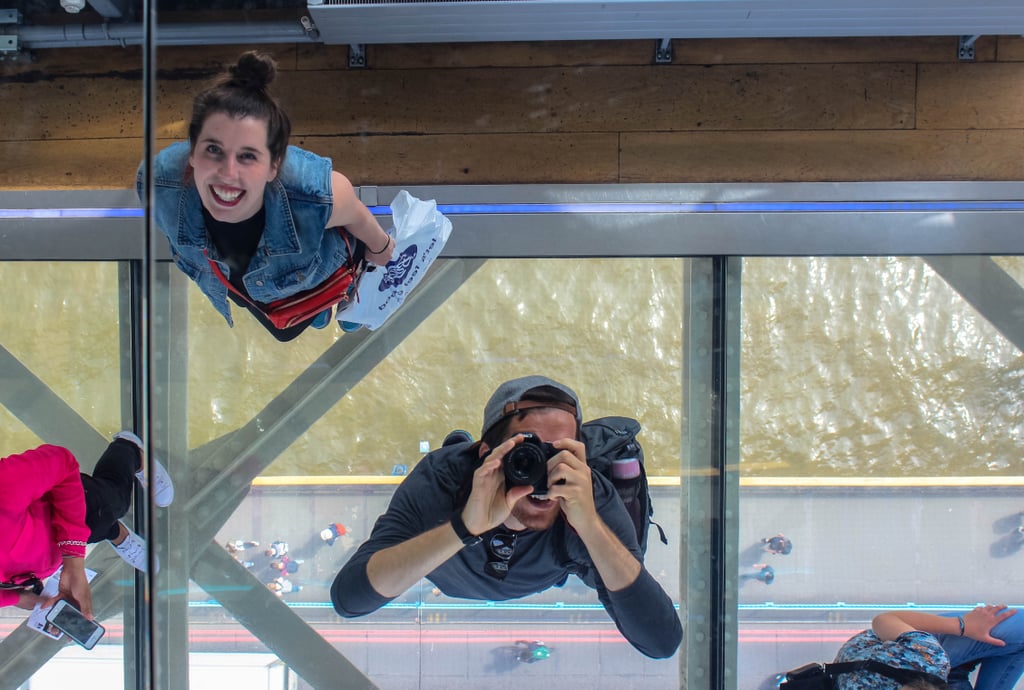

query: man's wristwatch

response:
[450,511,482,547]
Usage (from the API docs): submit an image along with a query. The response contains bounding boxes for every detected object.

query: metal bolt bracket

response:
[0,7,20,52]
[654,37,674,64]
[958,35,979,61]
[299,15,320,41]
[349,43,367,69]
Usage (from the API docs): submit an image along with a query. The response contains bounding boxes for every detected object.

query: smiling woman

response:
[138,51,395,342]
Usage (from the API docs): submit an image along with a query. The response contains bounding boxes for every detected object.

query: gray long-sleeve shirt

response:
[330,443,682,659]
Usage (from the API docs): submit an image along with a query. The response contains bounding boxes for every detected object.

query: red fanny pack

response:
[206,231,365,330]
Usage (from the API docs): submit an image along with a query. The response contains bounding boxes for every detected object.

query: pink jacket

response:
[0,444,89,608]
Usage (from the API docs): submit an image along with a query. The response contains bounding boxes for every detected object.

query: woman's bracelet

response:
[367,235,392,255]
[957,615,965,636]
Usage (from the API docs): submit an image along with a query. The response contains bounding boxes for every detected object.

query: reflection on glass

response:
[741,257,1024,477]
[148,51,392,344]
[0,263,123,448]
[152,256,687,687]
[0,263,133,685]
[330,375,682,661]
[737,257,1024,687]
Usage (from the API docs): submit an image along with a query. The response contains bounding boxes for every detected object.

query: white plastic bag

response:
[338,190,453,331]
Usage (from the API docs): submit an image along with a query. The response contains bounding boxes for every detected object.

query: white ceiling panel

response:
[307,0,1024,44]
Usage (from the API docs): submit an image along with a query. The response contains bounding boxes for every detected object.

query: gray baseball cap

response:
[481,375,582,439]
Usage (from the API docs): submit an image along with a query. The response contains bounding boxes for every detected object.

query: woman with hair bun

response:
[139,51,394,341]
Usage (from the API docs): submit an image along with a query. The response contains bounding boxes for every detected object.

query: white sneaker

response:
[113,430,144,449]
[136,460,174,508]
[116,431,175,508]
[112,523,159,573]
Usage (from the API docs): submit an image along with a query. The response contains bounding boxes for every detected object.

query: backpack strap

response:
[820,660,868,676]
[651,519,668,546]
[551,517,586,579]
[824,659,945,685]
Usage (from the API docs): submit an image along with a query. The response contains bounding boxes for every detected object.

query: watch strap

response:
[450,510,482,547]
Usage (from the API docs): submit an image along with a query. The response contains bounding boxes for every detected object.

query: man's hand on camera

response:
[464,435,534,534]
[544,438,597,529]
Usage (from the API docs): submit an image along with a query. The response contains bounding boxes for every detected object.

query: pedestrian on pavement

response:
[268,576,301,596]
[819,605,1020,689]
[271,555,302,575]
[319,523,347,546]
[265,540,289,558]
[762,533,793,555]
[0,433,174,616]
[331,375,682,659]
[753,563,775,585]
[515,640,551,663]
[225,539,259,553]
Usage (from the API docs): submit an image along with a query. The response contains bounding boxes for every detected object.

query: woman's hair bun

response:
[228,51,277,91]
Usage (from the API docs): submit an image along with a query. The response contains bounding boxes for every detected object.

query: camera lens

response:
[506,442,546,483]
[503,435,553,495]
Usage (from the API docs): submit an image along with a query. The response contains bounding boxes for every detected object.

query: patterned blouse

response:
[834,630,950,689]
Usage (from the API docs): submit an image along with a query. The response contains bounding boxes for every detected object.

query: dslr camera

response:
[503,433,559,495]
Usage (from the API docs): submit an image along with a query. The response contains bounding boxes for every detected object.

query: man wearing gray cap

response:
[331,375,682,659]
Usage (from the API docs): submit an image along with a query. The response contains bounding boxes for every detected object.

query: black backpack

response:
[781,660,947,689]
[578,415,667,555]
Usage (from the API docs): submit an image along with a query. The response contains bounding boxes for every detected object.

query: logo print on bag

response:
[379,244,417,291]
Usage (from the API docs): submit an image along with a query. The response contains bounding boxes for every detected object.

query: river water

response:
[3,255,1022,478]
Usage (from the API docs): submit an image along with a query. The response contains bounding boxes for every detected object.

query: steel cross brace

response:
[0,258,484,688]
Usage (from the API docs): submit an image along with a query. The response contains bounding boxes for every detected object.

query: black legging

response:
[81,438,141,543]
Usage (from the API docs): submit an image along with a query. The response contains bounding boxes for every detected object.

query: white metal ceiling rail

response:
[306,0,1024,44]
[1,13,318,50]
[3,1,1024,51]
[3,183,1024,260]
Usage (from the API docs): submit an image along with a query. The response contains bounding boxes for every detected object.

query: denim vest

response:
[139,142,351,325]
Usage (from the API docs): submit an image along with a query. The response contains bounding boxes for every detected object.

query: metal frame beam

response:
[924,256,1024,352]
[0,258,482,689]
[5,183,1024,260]
[4,182,1024,688]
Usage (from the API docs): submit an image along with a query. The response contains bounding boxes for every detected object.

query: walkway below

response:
[201,481,1024,688]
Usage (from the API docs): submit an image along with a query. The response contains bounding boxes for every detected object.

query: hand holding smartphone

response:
[44,600,105,649]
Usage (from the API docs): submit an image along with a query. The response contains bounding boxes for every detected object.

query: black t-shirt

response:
[203,207,265,294]
[203,207,316,342]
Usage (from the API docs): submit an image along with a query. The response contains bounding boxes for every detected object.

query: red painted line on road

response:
[740,635,858,643]
[188,629,627,644]
[0,622,861,645]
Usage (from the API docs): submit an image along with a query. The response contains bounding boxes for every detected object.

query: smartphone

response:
[44,600,105,650]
